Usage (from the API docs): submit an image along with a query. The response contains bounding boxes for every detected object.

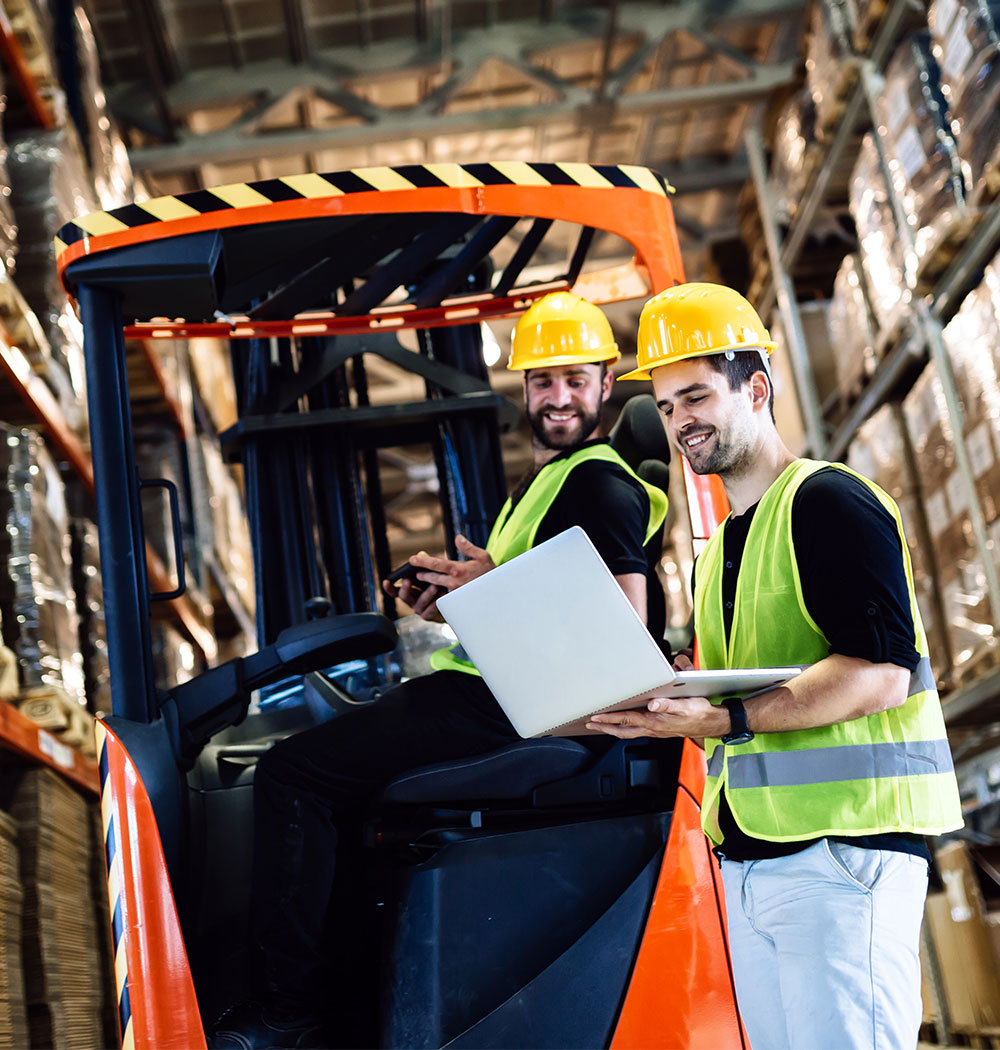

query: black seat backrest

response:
[608,393,670,497]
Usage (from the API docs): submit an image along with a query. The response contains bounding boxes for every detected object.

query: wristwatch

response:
[721,697,754,746]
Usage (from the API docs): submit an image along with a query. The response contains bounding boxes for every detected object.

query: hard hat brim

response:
[507,349,621,371]
[615,342,775,382]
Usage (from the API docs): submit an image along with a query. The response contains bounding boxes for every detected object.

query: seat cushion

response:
[381,738,593,804]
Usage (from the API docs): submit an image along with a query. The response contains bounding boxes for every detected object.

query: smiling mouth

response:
[544,411,578,424]
[682,430,713,452]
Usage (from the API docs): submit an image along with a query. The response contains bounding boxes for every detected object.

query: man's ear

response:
[601,366,614,403]
[749,370,771,413]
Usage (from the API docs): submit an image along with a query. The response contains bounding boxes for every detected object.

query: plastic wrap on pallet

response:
[847,405,952,681]
[6,128,95,426]
[68,520,110,716]
[770,90,818,224]
[849,133,909,334]
[806,0,855,135]
[902,354,997,679]
[73,6,133,210]
[876,34,971,284]
[0,427,84,703]
[929,0,1000,197]
[0,79,19,279]
[942,281,1000,536]
[929,0,1000,109]
[828,253,878,400]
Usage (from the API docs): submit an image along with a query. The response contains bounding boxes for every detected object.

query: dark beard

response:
[527,405,602,451]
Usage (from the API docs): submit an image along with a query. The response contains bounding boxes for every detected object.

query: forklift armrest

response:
[165,612,397,762]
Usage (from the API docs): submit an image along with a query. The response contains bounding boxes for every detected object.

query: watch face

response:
[722,731,754,746]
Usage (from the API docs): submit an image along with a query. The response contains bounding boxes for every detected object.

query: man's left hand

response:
[410,534,496,596]
[587,695,729,739]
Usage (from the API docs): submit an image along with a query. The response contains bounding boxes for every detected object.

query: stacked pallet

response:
[8,768,108,1050]
[874,33,974,290]
[0,810,28,1049]
[0,426,85,705]
[928,0,1000,204]
[828,253,880,405]
[849,133,910,337]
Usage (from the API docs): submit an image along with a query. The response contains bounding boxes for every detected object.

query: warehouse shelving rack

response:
[746,0,1000,731]
[0,20,258,791]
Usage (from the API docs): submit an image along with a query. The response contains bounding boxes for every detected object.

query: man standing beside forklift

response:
[589,284,963,1050]
[208,291,669,1049]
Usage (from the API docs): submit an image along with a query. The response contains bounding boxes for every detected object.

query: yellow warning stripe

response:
[56,162,673,258]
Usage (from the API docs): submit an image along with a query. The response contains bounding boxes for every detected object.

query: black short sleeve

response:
[532,458,650,577]
[792,468,920,671]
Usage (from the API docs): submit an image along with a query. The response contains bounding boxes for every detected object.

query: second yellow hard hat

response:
[508,291,620,371]
[618,283,775,381]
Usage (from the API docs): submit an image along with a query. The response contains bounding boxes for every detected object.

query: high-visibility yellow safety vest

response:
[430,442,668,676]
[695,458,963,846]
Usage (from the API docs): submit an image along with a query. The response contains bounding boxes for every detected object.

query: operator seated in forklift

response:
[208,291,672,1050]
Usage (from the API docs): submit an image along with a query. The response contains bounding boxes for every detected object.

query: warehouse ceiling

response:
[82,0,806,278]
[79,0,808,560]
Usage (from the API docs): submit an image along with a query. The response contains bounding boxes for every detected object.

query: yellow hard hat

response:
[618,283,775,381]
[508,291,619,371]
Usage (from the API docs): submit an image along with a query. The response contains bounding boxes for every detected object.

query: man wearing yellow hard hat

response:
[590,283,962,1050]
[209,292,668,1049]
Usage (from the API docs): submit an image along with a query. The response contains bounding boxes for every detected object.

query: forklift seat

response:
[377,393,673,810]
[381,738,592,803]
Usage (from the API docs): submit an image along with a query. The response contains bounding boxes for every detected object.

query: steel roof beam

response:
[127,59,796,172]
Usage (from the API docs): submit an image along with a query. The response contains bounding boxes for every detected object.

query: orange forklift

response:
[55,162,742,1049]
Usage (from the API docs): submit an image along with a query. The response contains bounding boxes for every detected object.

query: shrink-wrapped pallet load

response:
[68,520,110,717]
[0,427,85,705]
[805,0,856,137]
[6,127,95,432]
[874,33,972,288]
[929,0,1000,201]
[901,297,1000,682]
[849,133,909,336]
[828,253,879,403]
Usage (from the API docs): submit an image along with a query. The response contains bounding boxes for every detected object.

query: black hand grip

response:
[141,477,187,601]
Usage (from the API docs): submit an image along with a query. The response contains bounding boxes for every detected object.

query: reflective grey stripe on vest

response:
[708,748,723,778]
[705,658,936,780]
[909,656,935,697]
[450,643,472,663]
[724,738,954,789]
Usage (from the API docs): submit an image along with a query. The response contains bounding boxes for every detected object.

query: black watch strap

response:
[721,697,754,746]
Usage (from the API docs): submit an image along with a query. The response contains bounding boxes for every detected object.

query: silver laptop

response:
[436,526,801,738]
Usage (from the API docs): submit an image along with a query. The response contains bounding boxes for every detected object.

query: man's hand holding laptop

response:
[585,649,731,740]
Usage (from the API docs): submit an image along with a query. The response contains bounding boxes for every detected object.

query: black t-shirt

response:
[510,439,666,644]
[701,467,930,862]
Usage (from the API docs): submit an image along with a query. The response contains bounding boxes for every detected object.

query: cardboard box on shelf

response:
[902,361,997,681]
[924,889,1000,1029]
[848,404,954,680]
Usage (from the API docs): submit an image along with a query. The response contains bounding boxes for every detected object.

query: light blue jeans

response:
[720,840,929,1050]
